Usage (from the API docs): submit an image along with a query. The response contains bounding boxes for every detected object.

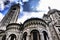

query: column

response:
[26,29,30,40]
[40,33,44,40]
[27,35,30,40]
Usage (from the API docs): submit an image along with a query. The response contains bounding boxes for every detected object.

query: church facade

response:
[0,3,60,40]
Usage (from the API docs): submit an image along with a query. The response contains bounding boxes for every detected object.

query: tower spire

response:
[0,4,20,27]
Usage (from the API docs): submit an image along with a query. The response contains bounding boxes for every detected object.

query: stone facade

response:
[0,4,60,40]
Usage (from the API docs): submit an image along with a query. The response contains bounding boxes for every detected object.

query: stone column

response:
[26,29,30,40]
[27,34,30,40]
[30,33,33,40]
[40,33,44,40]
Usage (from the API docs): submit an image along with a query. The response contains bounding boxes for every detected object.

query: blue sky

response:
[0,0,60,23]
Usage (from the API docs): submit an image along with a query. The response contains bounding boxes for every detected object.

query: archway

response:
[23,32,27,40]
[2,35,6,40]
[30,30,40,40]
[8,34,16,40]
[42,31,49,40]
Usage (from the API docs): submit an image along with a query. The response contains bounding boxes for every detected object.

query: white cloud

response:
[0,0,5,11]
[0,13,4,21]
[37,0,60,11]
[23,0,29,2]
[0,0,5,2]
[17,12,45,23]
[9,0,14,3]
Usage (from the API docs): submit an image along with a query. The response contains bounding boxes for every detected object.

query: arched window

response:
[2,35,6,40]
[30,30,40,40]
[42,31,49,40]
[23,32,27,40]
[12,7,16,10]
[8,34,16,40]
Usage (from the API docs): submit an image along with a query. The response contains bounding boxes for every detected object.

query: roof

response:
[23,18,47,25]
[6,23,21,28]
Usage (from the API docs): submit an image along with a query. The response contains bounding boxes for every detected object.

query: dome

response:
[23,18,48,27]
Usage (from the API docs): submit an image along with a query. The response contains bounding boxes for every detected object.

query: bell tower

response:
[0,4,20,30]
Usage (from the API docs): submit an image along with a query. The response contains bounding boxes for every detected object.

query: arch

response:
[2,35,6,40]
[42,31,49,40]
[8,34,16,40]
[30,30,41,40]
[23,32,27,40]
